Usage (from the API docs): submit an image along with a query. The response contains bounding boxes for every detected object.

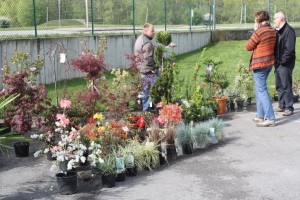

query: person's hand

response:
[254,23,259,31]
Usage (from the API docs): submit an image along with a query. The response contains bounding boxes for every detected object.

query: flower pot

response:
[293,94,299,103]
[116,172,126,182]
[0,124,11,135]
[236,99,244,112]
[229,102,235,111]
[216,97,227,115]
[198,142,206,149]
[159,152,165,165]
[14,142,30,157]
[56,171,77,195]
[101,174,116,188]
[167,147,177,160]
[47,151,56,161]
[273,95,278,101]
[182,143,193,155]
[126,166,137,176]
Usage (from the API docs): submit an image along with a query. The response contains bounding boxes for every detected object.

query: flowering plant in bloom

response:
[60,99,71,109]
[80,122,105,141]
[93,112,104,126]
[31,131,56,157]
[50,127,87,173]
[156,104,182,127]
[49,99,88,173]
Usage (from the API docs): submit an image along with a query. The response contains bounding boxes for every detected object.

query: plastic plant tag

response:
[122,126,129,132]
[59,53,66,63]
[209,127,215,136]
[126,154,134,168]
[209,127,218,144]
[116,156,125,174]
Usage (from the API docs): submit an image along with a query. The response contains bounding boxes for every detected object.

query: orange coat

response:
[246,24,276,70]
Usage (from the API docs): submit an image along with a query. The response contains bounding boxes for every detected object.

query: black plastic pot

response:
[229,102,235,111]
[47,151,56,161]
[116,172,126,182]
[126,166,137,176]
[293,94,299,103]
[14,142,30,157]
[182,143,193,155]
[167,147,177,160]
[56,171,77,195]
[101,174,116,188]
[236,99,244,112]
[159,152,165,165]
[0,124,11,135]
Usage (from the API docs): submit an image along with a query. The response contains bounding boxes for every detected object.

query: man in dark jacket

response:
[134,23,158,111]
[273,11,296,116]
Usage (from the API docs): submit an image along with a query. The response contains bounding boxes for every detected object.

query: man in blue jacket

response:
[273,11,296,116]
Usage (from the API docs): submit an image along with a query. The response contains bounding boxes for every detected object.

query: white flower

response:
[30,134,39,139]
[67,160,75,170]
[80,156,86,164]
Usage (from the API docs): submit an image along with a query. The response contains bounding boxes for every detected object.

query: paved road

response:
[1,102,300,200]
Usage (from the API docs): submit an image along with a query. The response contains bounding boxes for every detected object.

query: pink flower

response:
[60,99,71,109]
[169,43,177,48]
[56,113,70,126]
[157,102,163,108]
[52,146,59,152]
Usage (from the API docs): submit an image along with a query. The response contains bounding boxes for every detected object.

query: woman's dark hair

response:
[255,11,270,23]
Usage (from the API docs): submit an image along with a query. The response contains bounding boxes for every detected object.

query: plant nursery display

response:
[1,41,228,196]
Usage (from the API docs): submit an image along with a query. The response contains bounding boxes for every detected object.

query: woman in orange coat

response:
[246,11,276,127]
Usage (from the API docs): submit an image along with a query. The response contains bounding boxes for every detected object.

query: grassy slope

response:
[176,38,300,89]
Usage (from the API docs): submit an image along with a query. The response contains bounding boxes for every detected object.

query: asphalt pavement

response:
[1,101,300,200]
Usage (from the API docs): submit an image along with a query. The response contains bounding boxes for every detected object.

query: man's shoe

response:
[283,110,293,116]
[256,120,275,127]
[253,117,264,123]
[274,107,284,112]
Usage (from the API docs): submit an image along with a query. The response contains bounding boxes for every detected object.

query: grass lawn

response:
[46,38,300,103]
[176,38,300,90]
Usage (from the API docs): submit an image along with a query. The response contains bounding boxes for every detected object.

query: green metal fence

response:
[1,0,300,39]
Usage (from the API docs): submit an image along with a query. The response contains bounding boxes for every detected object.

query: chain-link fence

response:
[1,0,300,39]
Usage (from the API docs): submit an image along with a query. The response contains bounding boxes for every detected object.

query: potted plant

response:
[176,123,193,154]
[191,121,211,149]
[70,48,107,92]
[201,48,229,115]
[1,51,52,157]
[147,121,167,165]
[46,100,88,195]
[99,154,116,188]
[156,103,182,160]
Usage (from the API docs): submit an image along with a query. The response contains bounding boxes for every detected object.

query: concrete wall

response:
[0,31,211,87]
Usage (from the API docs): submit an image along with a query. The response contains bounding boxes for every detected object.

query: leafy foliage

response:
[70,51,107,80]
[1,52,51,134]
[156,31,172,46]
